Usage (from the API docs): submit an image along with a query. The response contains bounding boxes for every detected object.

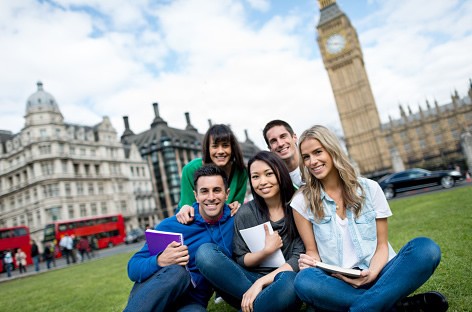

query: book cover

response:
[145,229,184,256]
[315,261,361,278]
[145,229,196,287]
[239,221,285,268]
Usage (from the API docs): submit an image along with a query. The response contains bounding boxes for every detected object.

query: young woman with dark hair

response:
[176,124,247,223]
[195,151,304,312]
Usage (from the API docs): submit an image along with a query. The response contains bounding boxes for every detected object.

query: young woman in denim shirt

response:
[290,125,448,312]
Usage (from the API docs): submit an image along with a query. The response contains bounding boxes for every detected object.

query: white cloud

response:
[0,0,471,151]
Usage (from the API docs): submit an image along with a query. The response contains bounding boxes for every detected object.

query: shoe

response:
[214,296,224,304]
[396,291,448,312]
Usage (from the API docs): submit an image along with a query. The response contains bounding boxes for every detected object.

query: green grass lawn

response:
[0,185,470,311]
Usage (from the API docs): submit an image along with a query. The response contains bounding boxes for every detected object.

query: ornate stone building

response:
[0,82,154,242]
[316,0,472,177]
[121,103,260,219]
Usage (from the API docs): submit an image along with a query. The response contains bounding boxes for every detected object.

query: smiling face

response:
[300,138,336,182]
[265,125,297,162]
[249,160,280,201]
[209,136,232,169]
[194,175,229,221]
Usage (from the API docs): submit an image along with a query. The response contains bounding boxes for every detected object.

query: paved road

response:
[0,241,144,283]
[387,179,471,200]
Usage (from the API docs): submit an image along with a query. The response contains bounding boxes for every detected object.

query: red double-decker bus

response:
[0,226,33,272]
[43,214,126,249]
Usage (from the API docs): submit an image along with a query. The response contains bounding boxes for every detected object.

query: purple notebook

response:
[145,229,196,287]
[145,229,184,255]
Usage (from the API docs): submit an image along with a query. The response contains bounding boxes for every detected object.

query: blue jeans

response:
[33,255,40,272]
[6,263,12,277]
[196,243,302,312]
[294,237,441,312]
[124,265,206,312]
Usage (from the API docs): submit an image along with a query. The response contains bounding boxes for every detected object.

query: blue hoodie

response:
[127,202,234,307]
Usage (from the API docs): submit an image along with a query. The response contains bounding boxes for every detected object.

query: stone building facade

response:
[0,82,154,243]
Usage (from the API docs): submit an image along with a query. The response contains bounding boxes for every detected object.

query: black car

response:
[378,168,462,199]
[125,228,145,244]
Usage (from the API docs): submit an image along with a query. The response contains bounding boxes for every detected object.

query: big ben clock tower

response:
[316,0,391,176]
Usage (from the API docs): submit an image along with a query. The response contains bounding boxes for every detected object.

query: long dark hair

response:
[202,124,245,172]
[248,151,297,239]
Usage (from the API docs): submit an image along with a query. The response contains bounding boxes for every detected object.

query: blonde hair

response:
[298,125,364,220]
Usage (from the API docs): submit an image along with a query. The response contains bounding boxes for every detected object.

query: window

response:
[77,182,84,195]
[101,202,108,214]
[98,182,104,194]
[40,129,47,138]
[41,161,54,175]
[84,164,90,176]
[120,200,127,212]
[68,205,74,219]
[95,165,100,175]
[80,204,87,217]
[88,183,94,195]
[435,134,443,144]
[39,144,51,154]
[91,203,97,216]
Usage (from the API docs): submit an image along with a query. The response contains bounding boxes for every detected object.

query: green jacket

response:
[177,158,248,211]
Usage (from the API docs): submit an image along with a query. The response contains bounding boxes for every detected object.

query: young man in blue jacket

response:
[124,164,234,312]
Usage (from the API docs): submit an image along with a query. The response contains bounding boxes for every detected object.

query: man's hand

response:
[228,201,242,216]
[157,241,189,267]
[176,205,195,224]
[262,223,283,255]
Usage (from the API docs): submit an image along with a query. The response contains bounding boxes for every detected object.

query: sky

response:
[1,0,471,150]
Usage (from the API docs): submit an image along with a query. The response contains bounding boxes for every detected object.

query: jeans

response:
[33,255,40,272]
[124,265,206,312]
[294,237,441,312]
[196,243,302,312]
[5,263,12,277]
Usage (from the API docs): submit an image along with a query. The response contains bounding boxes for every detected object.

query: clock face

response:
[326,34,346,54]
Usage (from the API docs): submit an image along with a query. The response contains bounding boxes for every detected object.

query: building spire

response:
[318,0,336,9]
[185,112,197,132]
[150,102,168,128]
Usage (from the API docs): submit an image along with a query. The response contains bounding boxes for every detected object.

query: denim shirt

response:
[291,178,396,269]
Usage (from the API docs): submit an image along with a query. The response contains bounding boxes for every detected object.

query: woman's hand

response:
[262,223,283,255]
[175,205,194,224]
[228,201,242,216]
[298,253,319,270]
[332,269,376,288]
[241,279,264,312]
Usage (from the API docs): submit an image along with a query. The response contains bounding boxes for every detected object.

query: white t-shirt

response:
[289,167,303,188]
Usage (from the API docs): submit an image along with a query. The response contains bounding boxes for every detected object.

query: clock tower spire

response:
[316,0,391,176]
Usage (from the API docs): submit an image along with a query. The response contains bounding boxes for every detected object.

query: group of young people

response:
[124,120,448,312]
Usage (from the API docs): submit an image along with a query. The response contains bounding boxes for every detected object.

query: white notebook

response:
[239,221,285,268]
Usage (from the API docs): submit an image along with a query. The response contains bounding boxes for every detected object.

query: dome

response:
[26,81,61,114]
